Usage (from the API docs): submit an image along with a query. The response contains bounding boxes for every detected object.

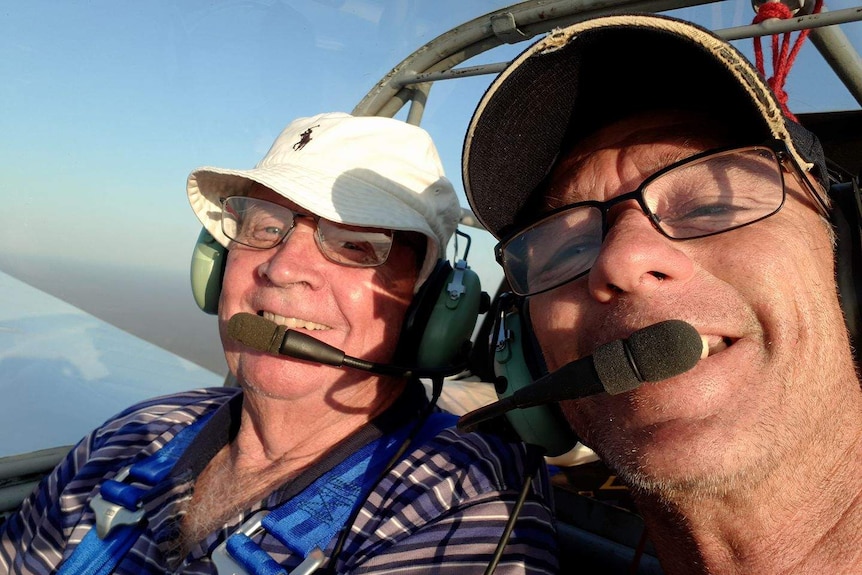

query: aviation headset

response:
[828,166,862,357]
[488,166,862,458]
[190,227,486,370]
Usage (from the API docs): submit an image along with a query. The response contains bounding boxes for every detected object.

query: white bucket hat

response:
[188,112,461,289]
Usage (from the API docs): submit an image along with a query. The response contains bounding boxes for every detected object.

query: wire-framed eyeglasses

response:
[497,141,809,297]
[220,196,393,267]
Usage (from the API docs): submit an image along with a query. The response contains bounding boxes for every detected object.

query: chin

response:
[590,416,766,499]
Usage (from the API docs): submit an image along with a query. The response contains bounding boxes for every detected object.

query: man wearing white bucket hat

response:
[1,113,557,574]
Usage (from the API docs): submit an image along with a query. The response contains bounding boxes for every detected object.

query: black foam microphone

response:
[226,312,462,378]
[458,320,704,432]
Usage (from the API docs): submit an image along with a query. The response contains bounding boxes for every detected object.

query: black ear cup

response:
[396,259,484,369]
[190,228,227,315]
[491,295,580,457]
[829,178,862,364]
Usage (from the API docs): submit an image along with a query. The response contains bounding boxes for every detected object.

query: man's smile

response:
[261,310,332,331]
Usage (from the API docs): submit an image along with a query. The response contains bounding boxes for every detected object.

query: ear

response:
[829,178,862,364]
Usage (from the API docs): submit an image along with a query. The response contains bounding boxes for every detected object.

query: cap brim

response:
[463,14,820,239]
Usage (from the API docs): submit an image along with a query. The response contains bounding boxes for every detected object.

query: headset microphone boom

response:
[226,312,467,379]
[458,320,706,432]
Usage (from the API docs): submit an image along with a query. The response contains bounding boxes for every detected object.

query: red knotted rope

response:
[752,0,824,121]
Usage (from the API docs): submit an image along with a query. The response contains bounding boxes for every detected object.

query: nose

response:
[587,207,695,302]
[257,219,326,289]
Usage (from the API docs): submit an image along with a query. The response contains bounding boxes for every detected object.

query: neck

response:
[178,374,406,558]
[233,373,406,469]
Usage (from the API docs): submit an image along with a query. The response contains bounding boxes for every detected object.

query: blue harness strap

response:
[270,412,454,556]
[56,524,142,575]
[57,412,215,575]
[58,410,456,575]
[219,411,456,575]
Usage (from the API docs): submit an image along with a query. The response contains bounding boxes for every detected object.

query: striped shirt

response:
[0,383,558,574]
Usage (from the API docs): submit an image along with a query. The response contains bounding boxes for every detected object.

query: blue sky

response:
[1,1,474,266]
[0,1,520,270]
[1,0,860,292]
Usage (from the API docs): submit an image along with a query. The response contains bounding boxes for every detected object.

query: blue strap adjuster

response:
[60,412,217,575]
[210,511,325,575]
[87,412,217,542]
[89,467,146,539]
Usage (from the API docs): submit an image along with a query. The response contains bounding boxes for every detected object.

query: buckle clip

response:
[211,510,325,575]
[90,495,145,539]
[211,511,266,575]
[89,467,145,538]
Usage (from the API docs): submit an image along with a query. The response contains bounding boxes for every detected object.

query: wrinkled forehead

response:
[567,110,736,152]
[540,110,741,208]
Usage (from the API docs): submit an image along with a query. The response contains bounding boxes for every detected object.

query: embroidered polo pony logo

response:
[293,125,320,151]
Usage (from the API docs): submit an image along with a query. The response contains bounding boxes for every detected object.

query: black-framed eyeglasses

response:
[220,196,393,267]
[497,141,806,297]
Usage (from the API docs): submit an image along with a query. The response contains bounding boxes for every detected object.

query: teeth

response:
[702,335,730,357]
[262,311,331,331]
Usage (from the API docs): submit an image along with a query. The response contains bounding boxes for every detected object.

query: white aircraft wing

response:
[0,270,223,459]
[0,270,224,514]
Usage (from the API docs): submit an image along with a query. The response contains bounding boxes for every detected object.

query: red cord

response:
[752,0,824,122]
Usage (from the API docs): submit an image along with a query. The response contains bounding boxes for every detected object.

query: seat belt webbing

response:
[214,412,456,575]
[57,411,216,575]
[59,410,455,575]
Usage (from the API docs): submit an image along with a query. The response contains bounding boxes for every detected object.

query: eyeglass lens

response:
[221,196,393,267]
[501,146,785,296]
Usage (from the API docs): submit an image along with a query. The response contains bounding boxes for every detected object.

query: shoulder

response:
[90,387,238,450]
[342,426,557,573]
[44,387,238,484]
[413,425,548,495]
[372,422,554,528]
[35,388,237,517]
[0,388,238,572]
